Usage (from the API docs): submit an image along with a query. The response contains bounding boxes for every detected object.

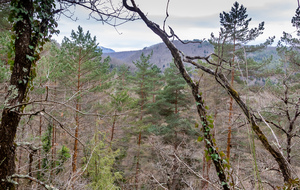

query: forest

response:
[0,0,299,190]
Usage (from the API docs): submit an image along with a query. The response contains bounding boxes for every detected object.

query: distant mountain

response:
[100,46,115,53]
[103,41,279,71]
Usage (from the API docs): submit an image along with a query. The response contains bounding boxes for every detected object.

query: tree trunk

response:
[135,131,142,190]
[0,1,35,188]
[110,113,117,144]
[227,34,236,160]
[72,49,82,174]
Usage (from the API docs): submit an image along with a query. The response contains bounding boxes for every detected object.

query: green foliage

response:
[210,1,271,73]
[56,145,71,174]
[219,1,264,44]
[86,133,122,190]
[41,122,53,172]
[147,64,195,145]
[115,64,132,91]
[50,26,111,90]
[0,3,13,82]
[131,52,155,106]
[110,90,135,112]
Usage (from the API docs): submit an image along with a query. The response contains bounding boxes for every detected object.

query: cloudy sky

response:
[54,0,299,52]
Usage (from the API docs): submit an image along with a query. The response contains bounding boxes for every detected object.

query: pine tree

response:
[131,52,155,189]
[147,64,195,147]
[212,1,266,159]
[51,25,111,174]
[115,64,131,92]
[146,64,195,189]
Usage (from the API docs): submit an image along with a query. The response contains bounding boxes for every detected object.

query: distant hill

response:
[100,46,115,53]
[103,41,280,71]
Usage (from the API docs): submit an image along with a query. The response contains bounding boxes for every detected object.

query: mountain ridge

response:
[103,41,279,71]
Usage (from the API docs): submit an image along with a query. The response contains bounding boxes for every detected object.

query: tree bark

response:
[0,0,34,188]
[0,0,55,188]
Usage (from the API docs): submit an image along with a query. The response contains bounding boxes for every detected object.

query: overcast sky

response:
[53,0,299,52]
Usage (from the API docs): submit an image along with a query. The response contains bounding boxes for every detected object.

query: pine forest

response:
[0,0,299,189]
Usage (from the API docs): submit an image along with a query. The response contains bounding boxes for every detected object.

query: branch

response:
[257,112,283,155]
[151,175,168,190]
[173,153,221,190]
[42,111,85,147]
[11,174,58,190]
[254,115,288,135]
[163,0,170,32]
[59,0,138,27]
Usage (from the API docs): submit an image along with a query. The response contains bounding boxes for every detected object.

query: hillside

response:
[104,40,279,71]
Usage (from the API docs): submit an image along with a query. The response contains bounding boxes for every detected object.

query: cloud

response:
[53,0,298,51]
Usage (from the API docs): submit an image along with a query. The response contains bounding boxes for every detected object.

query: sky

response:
[53,0,299,52]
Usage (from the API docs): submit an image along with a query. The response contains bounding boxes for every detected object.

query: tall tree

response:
[147,64,195,189]
[51,25,110,174]
[215,1,265,159]
[0,0,58,188]
[131,52,155,189]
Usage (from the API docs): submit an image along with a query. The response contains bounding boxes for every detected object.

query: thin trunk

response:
[17,126,25,190]
[38,84,43,178]
[175,90,178,114]
[227,32,236,160]
[135,131,142,190]
[28,152,33,185]
[287,134,292,163]
[50,123,56,181]
[135,75,145,189]
[152,80,156,103]
[72,113,79,174]
[110,113,117,143]
[140,78,144,120]
[72,49,82,174]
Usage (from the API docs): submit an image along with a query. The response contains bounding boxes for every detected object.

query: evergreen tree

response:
[211,1,267,159]
[86,133,122,190]
[115,64,131,92]
[147,64,195,146]
[51,25,111,174]
[146,64,195,189]
[131,52,158,189]
[56,145,71,175]
[131,52,154,120]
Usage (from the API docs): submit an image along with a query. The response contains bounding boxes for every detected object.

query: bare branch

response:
[173,153,221,190]
[11,174,58,190]
[151,175,168,190]
[58,0,139,27]
[257,112,283,154]
[163,0,171,32]
[42,111,85,147]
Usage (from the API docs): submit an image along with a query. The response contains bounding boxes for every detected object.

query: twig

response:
[173,153,221,190]
[257,112,283,155]
[151,175,168,190]
[42,111,85,147]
